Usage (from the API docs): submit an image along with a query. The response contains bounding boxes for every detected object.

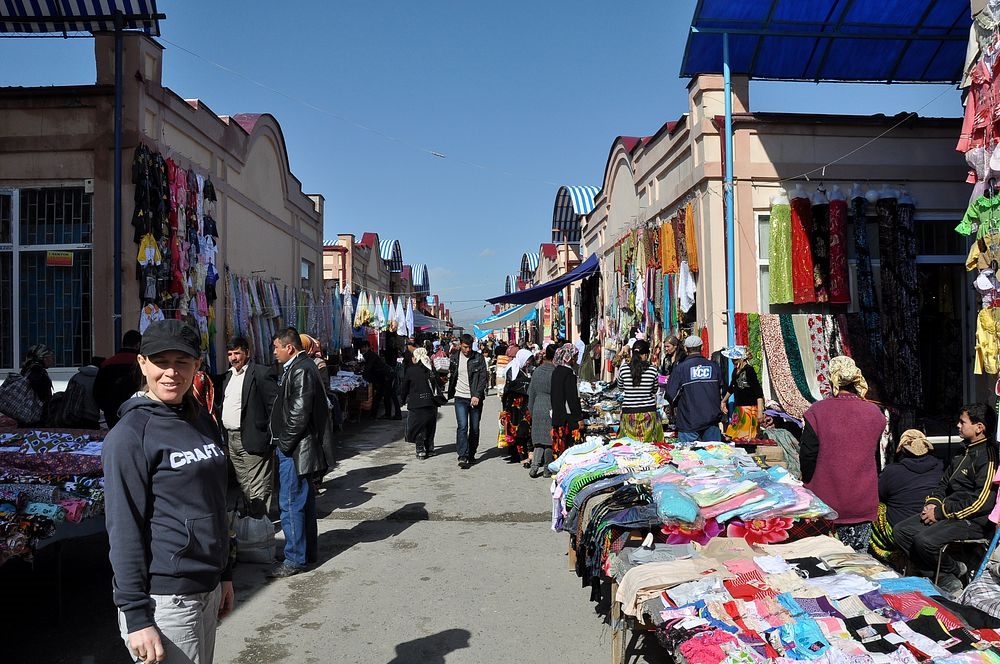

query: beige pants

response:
[226,429,275,517]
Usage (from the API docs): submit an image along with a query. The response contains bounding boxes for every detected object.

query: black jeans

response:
[373,377,401,417]
[893,512,989,578]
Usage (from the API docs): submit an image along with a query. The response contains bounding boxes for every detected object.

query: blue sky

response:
[0,1,962,328]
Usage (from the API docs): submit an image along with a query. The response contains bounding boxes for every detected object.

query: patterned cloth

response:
[869,502,898,564]
[747,313,764,385]
[828,198,850,304]
[851,196,883,375]
[834,522,873,552]
[760,314,811,419]
[793,314,823,400]
[811,202,831,302]
[684,203,699,273]
[807,315,833,399]
[618,411,664,443]
[551,422,584,455]
[660,221,678,273]
[790,196,817,303]
[769,202,794,304]
[724,406,759,441]
[779,314,817,405]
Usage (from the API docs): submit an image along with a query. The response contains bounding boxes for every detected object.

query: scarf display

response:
[759,314,811,419]
[778,314,817,404]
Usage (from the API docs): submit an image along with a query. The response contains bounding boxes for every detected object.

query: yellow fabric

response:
[136,233,161,266]
[976,307,1000,375]
[660,222,679,273]
[684,203,699,273]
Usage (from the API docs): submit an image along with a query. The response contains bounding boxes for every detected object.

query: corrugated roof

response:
[681,0,970,83]
[520,252,539,282]
[0,0,162,35]
[379,239,402,273]
[505,274,519,294]
[411,263,430,290]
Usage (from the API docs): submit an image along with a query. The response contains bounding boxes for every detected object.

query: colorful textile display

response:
[790,195,817,304]
[827,197,850,304]
[769,200,794,304]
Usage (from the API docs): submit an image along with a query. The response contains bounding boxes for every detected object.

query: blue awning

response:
[681,0,970,83]
[488,253,599,305]
[0,0,162,35]
[473,304,536,330]
[379,238,402,273]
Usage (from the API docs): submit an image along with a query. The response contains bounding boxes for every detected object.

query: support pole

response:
[723,32,736,352]
[113,12,124,346]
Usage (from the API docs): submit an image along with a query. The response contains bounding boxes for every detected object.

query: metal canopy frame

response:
[0,1,164,345]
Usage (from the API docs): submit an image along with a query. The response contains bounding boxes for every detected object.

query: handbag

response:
[0,372,43,424]
[234,511,276,564]
[427,376,448,407]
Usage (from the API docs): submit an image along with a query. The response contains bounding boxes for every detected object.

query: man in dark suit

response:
[218,336,278,519]
[268,327,333,578]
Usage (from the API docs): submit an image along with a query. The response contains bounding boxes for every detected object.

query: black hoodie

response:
[102,396,231,633]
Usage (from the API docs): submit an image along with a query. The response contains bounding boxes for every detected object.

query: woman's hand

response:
[128,626,165,664]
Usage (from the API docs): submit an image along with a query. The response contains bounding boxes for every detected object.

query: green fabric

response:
[769,203,794,303]
[748,313,763,382]
[779,314,816,403]
[565,469,618,511]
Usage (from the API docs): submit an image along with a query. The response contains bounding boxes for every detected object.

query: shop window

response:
[0,187,93,370]
[301,258,314,290]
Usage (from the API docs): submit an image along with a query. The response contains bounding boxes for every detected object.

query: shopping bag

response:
[234,513,276,564]
[0,372,43,424]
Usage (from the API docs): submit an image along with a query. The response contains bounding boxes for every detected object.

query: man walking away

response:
[268,328,332,578]
[448,333,488,469]
[665,335,726,443]
[95,329,142,428]
[218,337,278,519]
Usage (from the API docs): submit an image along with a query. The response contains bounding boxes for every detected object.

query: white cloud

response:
[479,248,495,257]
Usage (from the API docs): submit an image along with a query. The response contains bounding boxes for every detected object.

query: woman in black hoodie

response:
[401,347,439,459]
[102,320,233,664]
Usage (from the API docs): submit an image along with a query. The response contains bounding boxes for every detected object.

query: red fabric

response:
[734,313,749,347]
[790,196,816,304]
[827,199,850,304]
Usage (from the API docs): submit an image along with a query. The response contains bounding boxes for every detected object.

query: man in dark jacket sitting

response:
[894,403,999,597]
[268,327,334,578]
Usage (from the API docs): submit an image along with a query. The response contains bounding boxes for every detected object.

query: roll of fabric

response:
[779,314,817,404]
[790,195,817,304]
[827,198,850,304]
[792,314,823,400]
[748,313,764,385]
[810,202,831,302]
[769,202,794,304]
[807,314,833,399]
[734,312,749,347]
[759,314,811,419]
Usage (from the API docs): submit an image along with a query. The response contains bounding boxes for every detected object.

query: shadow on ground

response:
[386,628,472,664]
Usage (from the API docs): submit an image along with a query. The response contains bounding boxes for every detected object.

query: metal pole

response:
[113,12,124,346]
[723,32,736,352]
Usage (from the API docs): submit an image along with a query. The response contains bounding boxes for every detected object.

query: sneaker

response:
[467,455,477,466]
[267,562,306,579]
[937,573,964,598]
[416,451,427,459]
[458,457,469,469]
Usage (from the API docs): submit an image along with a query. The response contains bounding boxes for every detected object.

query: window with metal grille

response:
[0,187,93,369]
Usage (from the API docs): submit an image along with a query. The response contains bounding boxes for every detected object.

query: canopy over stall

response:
[487,253,600,305]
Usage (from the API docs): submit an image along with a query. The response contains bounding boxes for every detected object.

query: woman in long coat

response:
[527,344,557,478]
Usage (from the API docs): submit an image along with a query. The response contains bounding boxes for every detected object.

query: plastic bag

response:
[234,513,275,564]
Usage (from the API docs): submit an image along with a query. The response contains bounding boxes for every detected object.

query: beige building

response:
[0,34,323,379]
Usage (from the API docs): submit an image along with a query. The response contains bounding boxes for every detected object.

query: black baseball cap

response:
[139,320,202,358]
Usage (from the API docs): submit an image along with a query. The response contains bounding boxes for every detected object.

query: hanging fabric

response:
[768,199,793,304]
[747,313,763,383]
[684,203,699,273]
[759,314,811,419]
[851,195,883,370]
[660,221,679,273]
[806,314,833,399]
[778,314,817,404]
[810,197,831,302]
[827,196,850,304]
[790,194,816,304]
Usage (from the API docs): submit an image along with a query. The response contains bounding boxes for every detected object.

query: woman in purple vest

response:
[800,355,887,551]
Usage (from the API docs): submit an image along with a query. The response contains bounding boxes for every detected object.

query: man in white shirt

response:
[447,334,488,469]
[217,337,278,517]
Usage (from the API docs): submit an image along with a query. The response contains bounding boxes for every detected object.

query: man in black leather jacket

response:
[268,327,333,578]
[447,333,488,468]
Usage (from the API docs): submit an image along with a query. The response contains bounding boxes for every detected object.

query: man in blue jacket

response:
[665,335,725,443]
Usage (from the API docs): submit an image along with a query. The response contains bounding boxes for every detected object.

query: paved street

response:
[3,393,665,663]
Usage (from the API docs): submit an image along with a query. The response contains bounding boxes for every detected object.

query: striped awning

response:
[504,274,519,294]
[519,252,539,283]
[379,238,402,273]
[411,263,430,291]
[0,0,162,35]
[551,185,600,244]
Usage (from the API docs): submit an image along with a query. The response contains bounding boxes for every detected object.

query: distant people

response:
[401,347,439,459]
[720,346,765,441]
[500,349,534,465]
[218,336,279,519]
[551,343,584,454]
[58,356,103,429]
[95,329,142,427]
[268,327,332,578]
[870,429,943,563]
[894,403,999,597]
[800,356,886,552]
[359,340,400,420]
[617,339,664,442]
[20,344,55,423]
[447,333,488,469]
[665,335,725,442]
[527,344,557,478]
[102,320,233,664]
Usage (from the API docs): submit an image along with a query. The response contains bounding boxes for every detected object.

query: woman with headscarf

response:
[800,355,887,552]
[551,343,584,455]
[869,429,944,564]
[720,346,765,441]
[527,344,557,478]
[21,344,55,421]
[500,349,534,464]
[616,339,664,442]
[401,347,439,459]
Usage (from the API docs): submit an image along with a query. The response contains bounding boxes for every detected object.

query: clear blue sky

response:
[0,0,962,329]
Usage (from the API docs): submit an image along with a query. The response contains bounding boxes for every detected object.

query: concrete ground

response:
[2,392,667,663]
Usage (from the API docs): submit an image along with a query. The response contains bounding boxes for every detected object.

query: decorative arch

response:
[551,185,600,243]
[520,252,539,284]
[505,274,519,294]
[379,238,403,273]
[411,263,430,292]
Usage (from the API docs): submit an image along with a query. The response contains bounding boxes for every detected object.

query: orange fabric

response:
[684,203,699,273]
[660,221,679,273]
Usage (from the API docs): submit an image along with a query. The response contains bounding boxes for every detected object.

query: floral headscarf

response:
[829,355,868,398]
[21,344,54,374]
[554,343,577,368]
[412,347,432,371]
